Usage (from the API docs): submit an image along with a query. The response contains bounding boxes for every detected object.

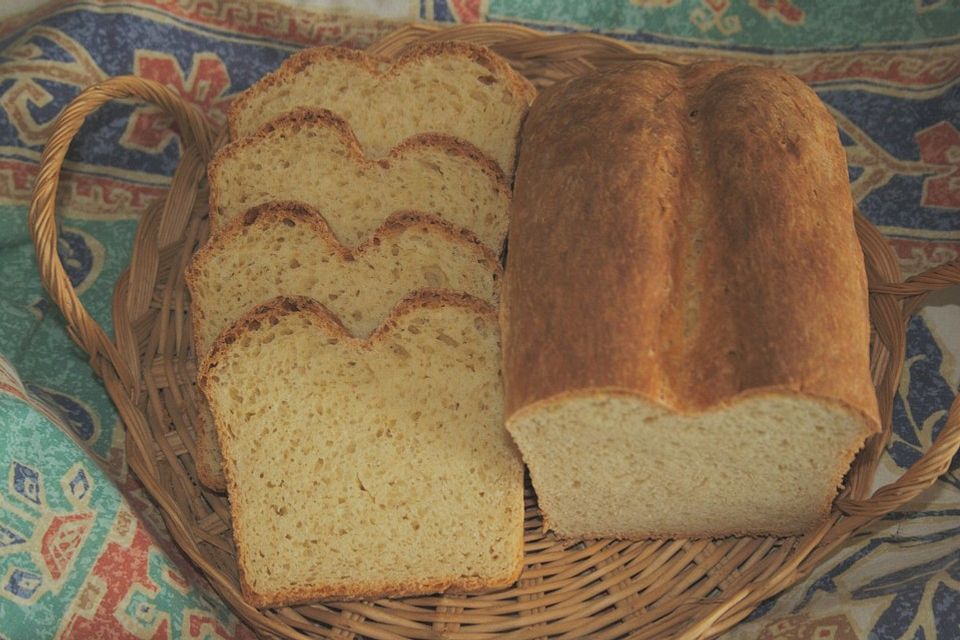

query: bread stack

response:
[189,42,534,607]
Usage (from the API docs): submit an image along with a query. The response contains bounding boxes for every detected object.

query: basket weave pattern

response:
[28,23,960,640]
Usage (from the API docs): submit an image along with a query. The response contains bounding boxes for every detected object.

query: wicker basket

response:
[28,23,960,640]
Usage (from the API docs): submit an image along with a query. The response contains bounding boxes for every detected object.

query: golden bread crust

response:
[504,61,879,427]
[193,406,226,492]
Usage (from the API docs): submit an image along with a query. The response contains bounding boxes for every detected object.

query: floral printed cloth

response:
[0,1,957,638]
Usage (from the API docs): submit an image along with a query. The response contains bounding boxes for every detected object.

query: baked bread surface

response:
[502,61,880,538]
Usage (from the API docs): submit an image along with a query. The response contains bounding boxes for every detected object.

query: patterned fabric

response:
[0,1,956,638]
[0,356,251,638]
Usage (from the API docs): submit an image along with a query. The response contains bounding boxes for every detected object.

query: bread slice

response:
[503,62,880,538]
[198,292,524,606]
[194,404,225,490]
[187,201,503,354]
[227,42,535,177]
[187,202,503,491]
[208,108,511,251]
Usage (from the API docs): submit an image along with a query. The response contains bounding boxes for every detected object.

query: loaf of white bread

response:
[188,202,503,490]
[208,108,511,251]
[503,61,880,538]
[227,42,536,177]
[199,293,524,607]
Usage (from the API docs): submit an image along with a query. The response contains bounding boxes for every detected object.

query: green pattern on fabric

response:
[489,0,960,48]
[0,206,135,468]
[0,393,241,637]
[0,394,118,633]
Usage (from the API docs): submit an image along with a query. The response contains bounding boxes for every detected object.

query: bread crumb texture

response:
[509,392,870,538]
[200,294,524,606]
[188,203,502,354]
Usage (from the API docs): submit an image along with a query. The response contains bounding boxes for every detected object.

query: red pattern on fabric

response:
[758,614,858,639]
[750,0,805,24]
[449,0,483,24]
[41,513,93,580]
[0,160,167,218]
[59,510,170,639]
[122,51,232,153]
[916,121,960,209]
[887,238,959,277]
[796,56,960,87]
[106,0,397,48]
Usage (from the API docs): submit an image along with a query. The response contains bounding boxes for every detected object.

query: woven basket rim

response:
[27,21,960,640]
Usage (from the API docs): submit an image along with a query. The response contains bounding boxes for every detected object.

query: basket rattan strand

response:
[28,23,960,640]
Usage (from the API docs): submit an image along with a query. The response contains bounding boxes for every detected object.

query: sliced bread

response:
[187,202,503,491]
[198,292,524,606]
[207,108,511,251]
[227,42,535,177]
[187,201,503,354]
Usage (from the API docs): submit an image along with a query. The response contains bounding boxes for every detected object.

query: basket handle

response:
[837,257,960,518]
[28,76,214,387]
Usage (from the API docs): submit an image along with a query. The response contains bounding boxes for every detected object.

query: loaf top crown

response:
[504,60,878,430]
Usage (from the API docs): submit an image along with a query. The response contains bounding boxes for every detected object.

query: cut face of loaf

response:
[208,108,511,251]
[228,42,535,177]
[503,61,880,539]
[187,203,503,492]
[199,293,524,606]
[509,393,870,538]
